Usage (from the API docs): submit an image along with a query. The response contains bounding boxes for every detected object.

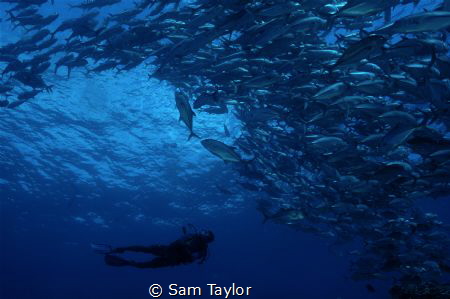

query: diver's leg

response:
[104,254,133,267]
[113,245,169,255]
[130,257,179,269]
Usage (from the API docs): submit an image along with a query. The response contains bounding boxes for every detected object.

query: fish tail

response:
[261,211,270,224]
[6,10,15,20]
[188,132,200,140]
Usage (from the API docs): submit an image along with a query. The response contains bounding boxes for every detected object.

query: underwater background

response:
[1,0,450,298]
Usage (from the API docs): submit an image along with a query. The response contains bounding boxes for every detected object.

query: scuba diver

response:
[91,225,214,268]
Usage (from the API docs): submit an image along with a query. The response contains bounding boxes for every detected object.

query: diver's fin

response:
[104,254,130,267]
[91,243,113,254]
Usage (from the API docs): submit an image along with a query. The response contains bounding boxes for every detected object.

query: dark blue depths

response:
[1,187,392,299]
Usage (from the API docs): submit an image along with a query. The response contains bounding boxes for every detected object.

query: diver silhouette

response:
[92,225,214,268]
